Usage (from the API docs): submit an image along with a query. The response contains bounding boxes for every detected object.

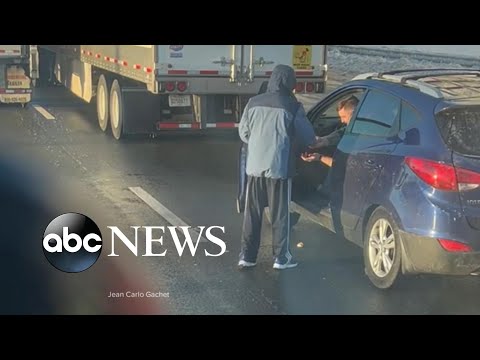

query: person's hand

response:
[301,152,320,162]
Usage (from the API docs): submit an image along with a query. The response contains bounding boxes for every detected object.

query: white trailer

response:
[0,45,38,106]
[39,45,328,140]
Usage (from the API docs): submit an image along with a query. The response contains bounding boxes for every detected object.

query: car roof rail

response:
[392,70,480,82]
[352,69,480,99]
[351,72,444,98]
[351,72,377,80]
[377,68,480,77]
[352,69,480,80]
[380,75,444,98]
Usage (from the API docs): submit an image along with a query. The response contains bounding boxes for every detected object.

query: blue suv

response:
[293,69,480,289]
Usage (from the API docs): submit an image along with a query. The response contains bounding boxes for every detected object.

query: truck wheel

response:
[109,80,124,140]
[97,75,109,132]
[363,207,402,289]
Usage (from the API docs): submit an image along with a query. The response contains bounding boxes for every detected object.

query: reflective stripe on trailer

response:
[264,70,314,76]
[167,70,222,75]
[81,50,227,75]
[0,49,21,54]
[81,50,151,73]
[205,123,239,128]
[0,89,33,94]
[157,123,201,130]
[157,122,238,130]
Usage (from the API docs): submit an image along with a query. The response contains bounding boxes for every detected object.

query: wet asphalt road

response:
[1,84,480,315]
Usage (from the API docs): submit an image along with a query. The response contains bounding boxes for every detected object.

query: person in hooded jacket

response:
[237,64,320,270]
[237,81,268,214]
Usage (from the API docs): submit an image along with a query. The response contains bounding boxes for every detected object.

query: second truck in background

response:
[0,45,38,106]
[38,45,328,140]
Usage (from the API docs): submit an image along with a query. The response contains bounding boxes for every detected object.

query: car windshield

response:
[436,105,480,157]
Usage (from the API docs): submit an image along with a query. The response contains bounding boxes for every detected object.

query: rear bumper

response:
[399,230,480,275]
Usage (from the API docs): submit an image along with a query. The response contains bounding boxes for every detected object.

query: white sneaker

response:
[273,259,298,270]
[238,260,256,269]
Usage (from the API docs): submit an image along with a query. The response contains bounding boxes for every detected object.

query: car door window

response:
[351,90,401,137]
[309,89,366,136]
[400,101,421,131]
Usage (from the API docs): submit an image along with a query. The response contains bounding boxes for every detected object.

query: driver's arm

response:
[293,104,317,147]
[311,127,345,149]
[324,128,344,147]
[310,135,329,149]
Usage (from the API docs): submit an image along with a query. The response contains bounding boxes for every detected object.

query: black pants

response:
[240,176,293,264]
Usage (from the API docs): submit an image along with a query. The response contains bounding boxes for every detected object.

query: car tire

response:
[363,207,402,289]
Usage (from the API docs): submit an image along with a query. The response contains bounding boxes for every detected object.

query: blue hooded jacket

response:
[238,65,316,179]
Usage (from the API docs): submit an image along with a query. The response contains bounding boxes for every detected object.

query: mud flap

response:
[122,89,160,135]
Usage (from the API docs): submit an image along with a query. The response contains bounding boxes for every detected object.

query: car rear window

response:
[436,106,480,156]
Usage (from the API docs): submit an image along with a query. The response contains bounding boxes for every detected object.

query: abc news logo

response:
[43,213,102,273]
[43,213,227,273]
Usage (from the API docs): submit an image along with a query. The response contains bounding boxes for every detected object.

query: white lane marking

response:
[129,186,208,243]
[33,105,55,120]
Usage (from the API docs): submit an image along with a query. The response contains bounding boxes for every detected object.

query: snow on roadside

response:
[327,46,476,81]
[348,45,480,59]
[299,46,480,111]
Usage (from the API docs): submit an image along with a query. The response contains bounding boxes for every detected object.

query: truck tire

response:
[363,207,403,290]
[97,75,109,132]
[109,80,124,140]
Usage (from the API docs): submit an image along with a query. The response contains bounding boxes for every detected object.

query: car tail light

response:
[456,167,480,191]
[306,82,315,93]
[438,239,472,252]
[165,82,175,92]
[405,157,457,191]
[177,81,187,92]
[406,157,480,192]
[295,82,305,93]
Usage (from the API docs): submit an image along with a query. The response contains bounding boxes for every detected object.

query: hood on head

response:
[267,65,296,94]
